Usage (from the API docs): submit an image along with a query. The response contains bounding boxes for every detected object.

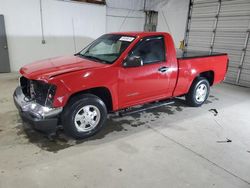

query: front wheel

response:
[185,77,210,107]
[62,94,107,139]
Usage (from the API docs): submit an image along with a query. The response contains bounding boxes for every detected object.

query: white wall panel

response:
[157,0,189,47]
[106,7,145,32]
[0,0,106,71]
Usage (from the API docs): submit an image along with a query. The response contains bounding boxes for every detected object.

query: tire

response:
[62,94,107,139]
[185,77,210,107]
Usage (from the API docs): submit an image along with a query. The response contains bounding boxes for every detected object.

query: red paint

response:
[19,32,228,111]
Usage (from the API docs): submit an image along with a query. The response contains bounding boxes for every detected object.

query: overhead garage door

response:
[184,0,250,87]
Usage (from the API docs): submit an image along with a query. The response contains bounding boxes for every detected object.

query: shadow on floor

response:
[16,96,219,153]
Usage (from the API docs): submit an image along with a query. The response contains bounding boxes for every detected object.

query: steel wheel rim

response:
[74,105,101,132]
[195,83,207,103]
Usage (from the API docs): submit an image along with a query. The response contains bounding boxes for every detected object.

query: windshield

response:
[78,34,135,64]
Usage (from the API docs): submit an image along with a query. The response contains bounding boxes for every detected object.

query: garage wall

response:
[106,7,145,33]
[0,0,189,71]
[0,0,106,71]
[106,0,189,46]
[157,0,189,47]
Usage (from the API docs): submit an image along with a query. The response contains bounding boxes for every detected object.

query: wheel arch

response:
[198,70,214,86]
[67,87,114,112]
[187,70,214,94]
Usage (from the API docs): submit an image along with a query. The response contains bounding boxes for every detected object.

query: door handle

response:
[3,45,7,49]
[158,66,169,73]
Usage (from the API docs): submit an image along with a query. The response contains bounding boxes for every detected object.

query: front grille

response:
[20,76,56,107]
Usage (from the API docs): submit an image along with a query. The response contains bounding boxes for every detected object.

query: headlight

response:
[45,84,57,107]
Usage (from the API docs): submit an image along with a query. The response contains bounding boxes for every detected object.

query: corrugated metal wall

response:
[184,0,250,87]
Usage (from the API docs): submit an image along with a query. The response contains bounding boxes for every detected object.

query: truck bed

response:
[173,49,228,97]
[176,49,227,60]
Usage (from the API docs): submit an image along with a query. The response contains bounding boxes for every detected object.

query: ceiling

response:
[67,0,169,11]
[106,0,169,11]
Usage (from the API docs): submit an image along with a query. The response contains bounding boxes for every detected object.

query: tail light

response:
[226,58,229,72]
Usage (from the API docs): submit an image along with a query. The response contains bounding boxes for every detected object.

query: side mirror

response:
[123,56,143,68]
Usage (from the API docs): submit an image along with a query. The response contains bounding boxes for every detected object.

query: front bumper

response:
[13,87,63,133]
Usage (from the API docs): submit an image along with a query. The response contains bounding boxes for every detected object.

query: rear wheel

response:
[62,94,107,139]
[185,77,210,107]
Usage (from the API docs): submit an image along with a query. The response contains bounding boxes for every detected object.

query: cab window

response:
[130,36,165,65]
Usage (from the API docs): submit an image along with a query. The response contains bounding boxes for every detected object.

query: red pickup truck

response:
[14,32,228,138]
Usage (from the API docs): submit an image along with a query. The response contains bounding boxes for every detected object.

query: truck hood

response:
[20,56,106,81]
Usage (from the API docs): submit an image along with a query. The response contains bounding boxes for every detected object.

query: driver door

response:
[118,36,171,108]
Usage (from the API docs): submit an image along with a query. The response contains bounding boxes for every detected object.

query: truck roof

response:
[109,32,170,37]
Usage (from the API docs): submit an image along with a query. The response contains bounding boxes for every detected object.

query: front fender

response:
[49,67,119,110]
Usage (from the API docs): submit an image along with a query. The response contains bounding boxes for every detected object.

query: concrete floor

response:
[0,73,250,188]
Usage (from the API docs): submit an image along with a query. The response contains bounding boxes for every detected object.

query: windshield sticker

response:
[119,36,135,42]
